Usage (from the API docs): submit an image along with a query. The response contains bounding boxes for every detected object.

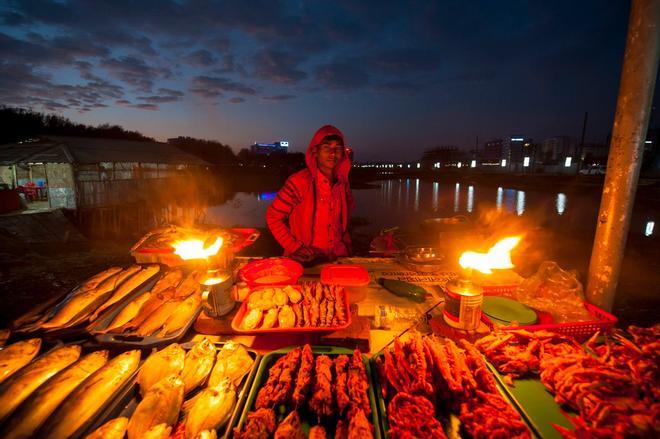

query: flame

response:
[459,236,521,274]
[173,237,223,260]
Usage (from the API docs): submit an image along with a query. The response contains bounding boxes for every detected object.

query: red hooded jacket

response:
[266,125,354,256]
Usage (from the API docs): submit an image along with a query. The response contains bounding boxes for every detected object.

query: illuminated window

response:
[457,162,462,168]
[470,160,476,168]
[523,157,530,167]
[645,221,655,236]
[501,159,507,167]
[565,157,572,167]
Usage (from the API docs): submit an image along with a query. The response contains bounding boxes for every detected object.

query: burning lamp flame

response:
[173,237,223,260]
[459,236,521,274]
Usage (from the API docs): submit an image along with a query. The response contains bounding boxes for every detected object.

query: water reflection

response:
[504,189,516,213]
[556,193,567,215]
[496,187,503,211]
[414,178,420,211]
[467,185,474,213]
[516,190,525,216]
[645,221,655,237]
[432,182,439,211]
[454,183,460,212]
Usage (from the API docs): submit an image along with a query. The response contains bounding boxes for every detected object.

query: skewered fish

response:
[0,338,41,384]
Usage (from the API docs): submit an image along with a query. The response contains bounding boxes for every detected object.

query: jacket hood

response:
[305,125,351,182]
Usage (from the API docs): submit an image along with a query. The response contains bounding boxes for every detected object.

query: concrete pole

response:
[586,0,660,311]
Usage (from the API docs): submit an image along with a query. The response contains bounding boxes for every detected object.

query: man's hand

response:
[291,246,317,262]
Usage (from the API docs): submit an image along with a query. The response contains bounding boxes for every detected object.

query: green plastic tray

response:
[235,345,381,439]
[486,363,574,439]
[371,352,537,439]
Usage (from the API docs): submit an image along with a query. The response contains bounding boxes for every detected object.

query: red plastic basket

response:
[231,284,351,334]
[485,301,617,342]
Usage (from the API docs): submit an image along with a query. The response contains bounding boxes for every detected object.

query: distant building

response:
[250,141,289,154]
[482,139,504,163]
[421,146,465,168]
[540,136,573,164]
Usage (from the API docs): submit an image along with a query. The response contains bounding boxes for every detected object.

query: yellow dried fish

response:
[138,343,185,396]
[73,267,123,296]
[0,344,81,423]
[184,380,236,439]
[41,266,141,329]
[104,292,151,332]
[208,342,254,387]
[161,292,201,336]
[2,350,108,439]
[198,430,218,439]
[175,271,201,298]
[114,288,176,333]
[42,350,141,439]
[151,269,184,295]
[134,297,184,336]
[127,375,184,439]
[91,265,160,321]
[83,417,128,439]
[140,423,172,439]
[0,338,41,384]
[180,338,216,394]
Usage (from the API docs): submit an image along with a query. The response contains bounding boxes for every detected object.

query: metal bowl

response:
[404,246,444,264]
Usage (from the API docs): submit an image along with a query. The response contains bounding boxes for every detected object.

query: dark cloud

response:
[186,49,218,67]
[137,87,184,103]
[2,11,31,25]
[228,97,245,104]
[100,56,170,92]
[190,76,258,98]
[315,60,369,90]
[369,48,440,74]
[262,94,296,101]
[253,49,307,84]
[374,81,418,93]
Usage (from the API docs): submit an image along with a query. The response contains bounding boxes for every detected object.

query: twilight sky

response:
[0,1,648,161]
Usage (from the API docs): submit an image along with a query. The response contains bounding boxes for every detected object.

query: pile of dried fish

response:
[0,338,140,439]
[99,269,202,337]
[17,265,160,333]
[86,339,254,439]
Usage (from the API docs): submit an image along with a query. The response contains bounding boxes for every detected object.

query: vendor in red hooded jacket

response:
[266,125,355,263]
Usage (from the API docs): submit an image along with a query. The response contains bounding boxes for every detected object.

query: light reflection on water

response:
[206,180,655,238]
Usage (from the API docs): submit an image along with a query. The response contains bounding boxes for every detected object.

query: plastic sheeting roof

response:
[0,136,210,166]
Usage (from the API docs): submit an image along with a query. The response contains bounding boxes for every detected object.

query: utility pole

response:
[586,0,660,311]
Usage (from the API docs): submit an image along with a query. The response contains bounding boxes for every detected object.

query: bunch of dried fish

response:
[0,338,41,385]
[86,339,252,439]
[100,269,202,337]
[20,265,161,332]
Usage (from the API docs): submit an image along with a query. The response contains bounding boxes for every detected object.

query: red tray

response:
[484,301,617,342]
[231,285,351,334]
[320,264,370,286]
[238,257,303,287]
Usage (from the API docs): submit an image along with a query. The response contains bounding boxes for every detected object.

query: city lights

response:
[565,157,572,167]
[523,156,530,167]
[470,160,476,168]
[501,159,507,167]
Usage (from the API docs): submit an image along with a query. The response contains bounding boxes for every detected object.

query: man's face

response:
[316,139,344,173]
